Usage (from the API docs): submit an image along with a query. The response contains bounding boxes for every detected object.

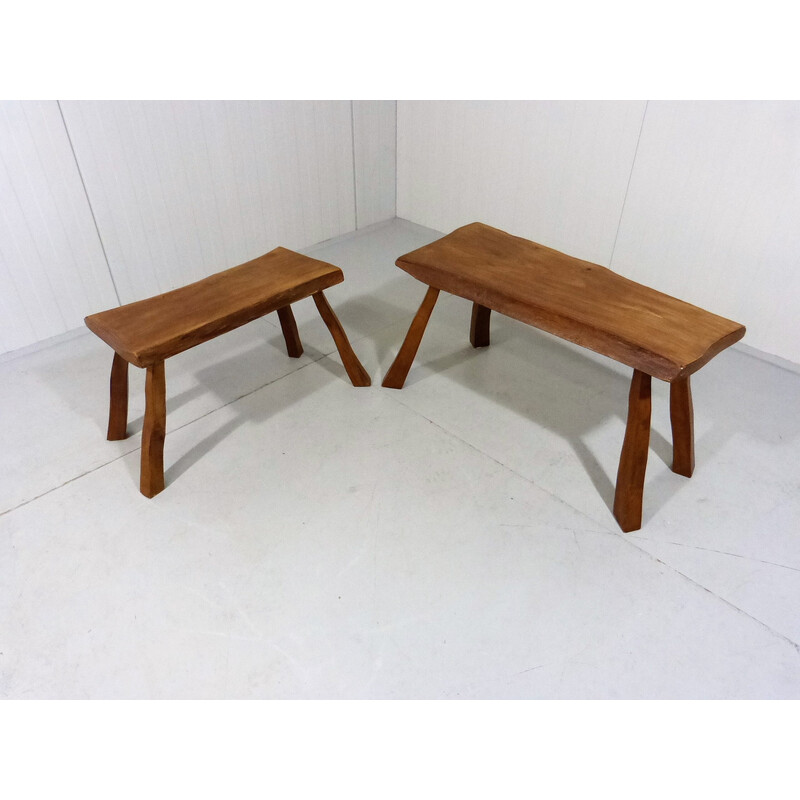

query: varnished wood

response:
[670,375,695,478]
[613,370,652,533]
[470,303,491,348]
[382,286,440,389]
[107,352,129,441]
[277,305,303,358]
[86,247,367,497]
[312,291,371,387]
[140,361,166,498]
[85,247,344,367]
[395,222,745,381]
[388,223,745,532]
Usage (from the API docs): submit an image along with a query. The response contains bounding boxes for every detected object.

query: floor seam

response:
[619,536,800,655]
[382,389,617,535]
[378,377,800,657]
[626,536,800,573]
[0,355,330,519]
[0,451,133,519]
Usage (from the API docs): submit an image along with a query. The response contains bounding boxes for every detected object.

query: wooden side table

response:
[86,247,370,497]
[383,222,745,532]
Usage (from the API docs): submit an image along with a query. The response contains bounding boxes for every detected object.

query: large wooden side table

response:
[383,222,745,532]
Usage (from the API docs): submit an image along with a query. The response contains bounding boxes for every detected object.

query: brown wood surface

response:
[395,223,745,382]
[670,375,695,478]
[277,305,303,358]
[470,302,491,348]
[85,247,343,368]
[140,361,166,498]
[382,286,440,389]
[107,352,129,441]
[312,291,371,387]
[613,369,652,532]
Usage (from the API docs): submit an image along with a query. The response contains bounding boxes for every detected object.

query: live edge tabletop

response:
[85,247,343,368]
[384,222,746,532]
[394,222,744,382]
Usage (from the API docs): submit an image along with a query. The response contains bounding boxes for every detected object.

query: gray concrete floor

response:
[1,219,799,699]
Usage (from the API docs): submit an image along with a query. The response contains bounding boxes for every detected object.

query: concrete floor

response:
[1,218,799,699]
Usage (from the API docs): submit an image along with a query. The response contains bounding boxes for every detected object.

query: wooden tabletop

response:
[85,247,343,367]
[395,223,745,381]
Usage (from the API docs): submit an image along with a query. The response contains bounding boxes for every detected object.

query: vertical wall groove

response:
[607,100,649,268]
[350,100,359,229]
[56,100,121,306]
[396,101,647,265]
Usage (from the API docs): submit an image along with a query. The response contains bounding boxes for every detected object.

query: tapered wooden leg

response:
[277,305,303,358]
[670,375,695,478]
[613,369,652,532]
[140,361,166,498]
[107,352,129,441]
[470,303,491,348]
[312,291,371,387]
[382,286,441,389]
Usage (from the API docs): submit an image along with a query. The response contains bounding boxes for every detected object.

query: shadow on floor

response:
[370,291,740,523]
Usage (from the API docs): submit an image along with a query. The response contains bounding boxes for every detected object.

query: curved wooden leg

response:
[470,303,491,348]
[312,291,371,387]
[382,286,440,389]
[107,352,129,440]
[613,369,652,532]
[141,360,166,498]
[277,304,303,358]
[670,375,695,478]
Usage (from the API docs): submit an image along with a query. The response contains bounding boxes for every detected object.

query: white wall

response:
[4,99,797,364]
[0,101,118,354]
[396,100,800,365]
[610,101,800,362]
[0,100,397,355]
[60,100,394,305]
[397,100,647,265]
[353,100,396,229]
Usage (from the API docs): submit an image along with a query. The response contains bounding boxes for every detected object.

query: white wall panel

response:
[352,100,396,228]
[59,101,357,304]
[397,100,646,265]
[611,101,800,363]
[0,101,117,354]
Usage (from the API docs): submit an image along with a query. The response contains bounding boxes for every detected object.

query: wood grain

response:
[277,305,303,358]
[107,352,129,440]
[470,302,491,348]
[85,247,343,367]
[312,291,371,387]
[670,375,695,478]
[140,361,166,498]
[395,222,745,382]
[613,369,652,532]
[382,286,440,389]
[87,246,369,497]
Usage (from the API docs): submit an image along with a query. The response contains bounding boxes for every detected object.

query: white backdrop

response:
[0,102,117,353]
[0,100,396,354]
[2,100,797,364]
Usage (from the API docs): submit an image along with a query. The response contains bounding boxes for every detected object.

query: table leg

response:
[140,360,166,498]
[107,352,129,440]
[670,375,695,478]
[613,369,652,532]
[382,286,440,389]
[277,305,303,358]
[470,303,491,348]
[312,291,371,387]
